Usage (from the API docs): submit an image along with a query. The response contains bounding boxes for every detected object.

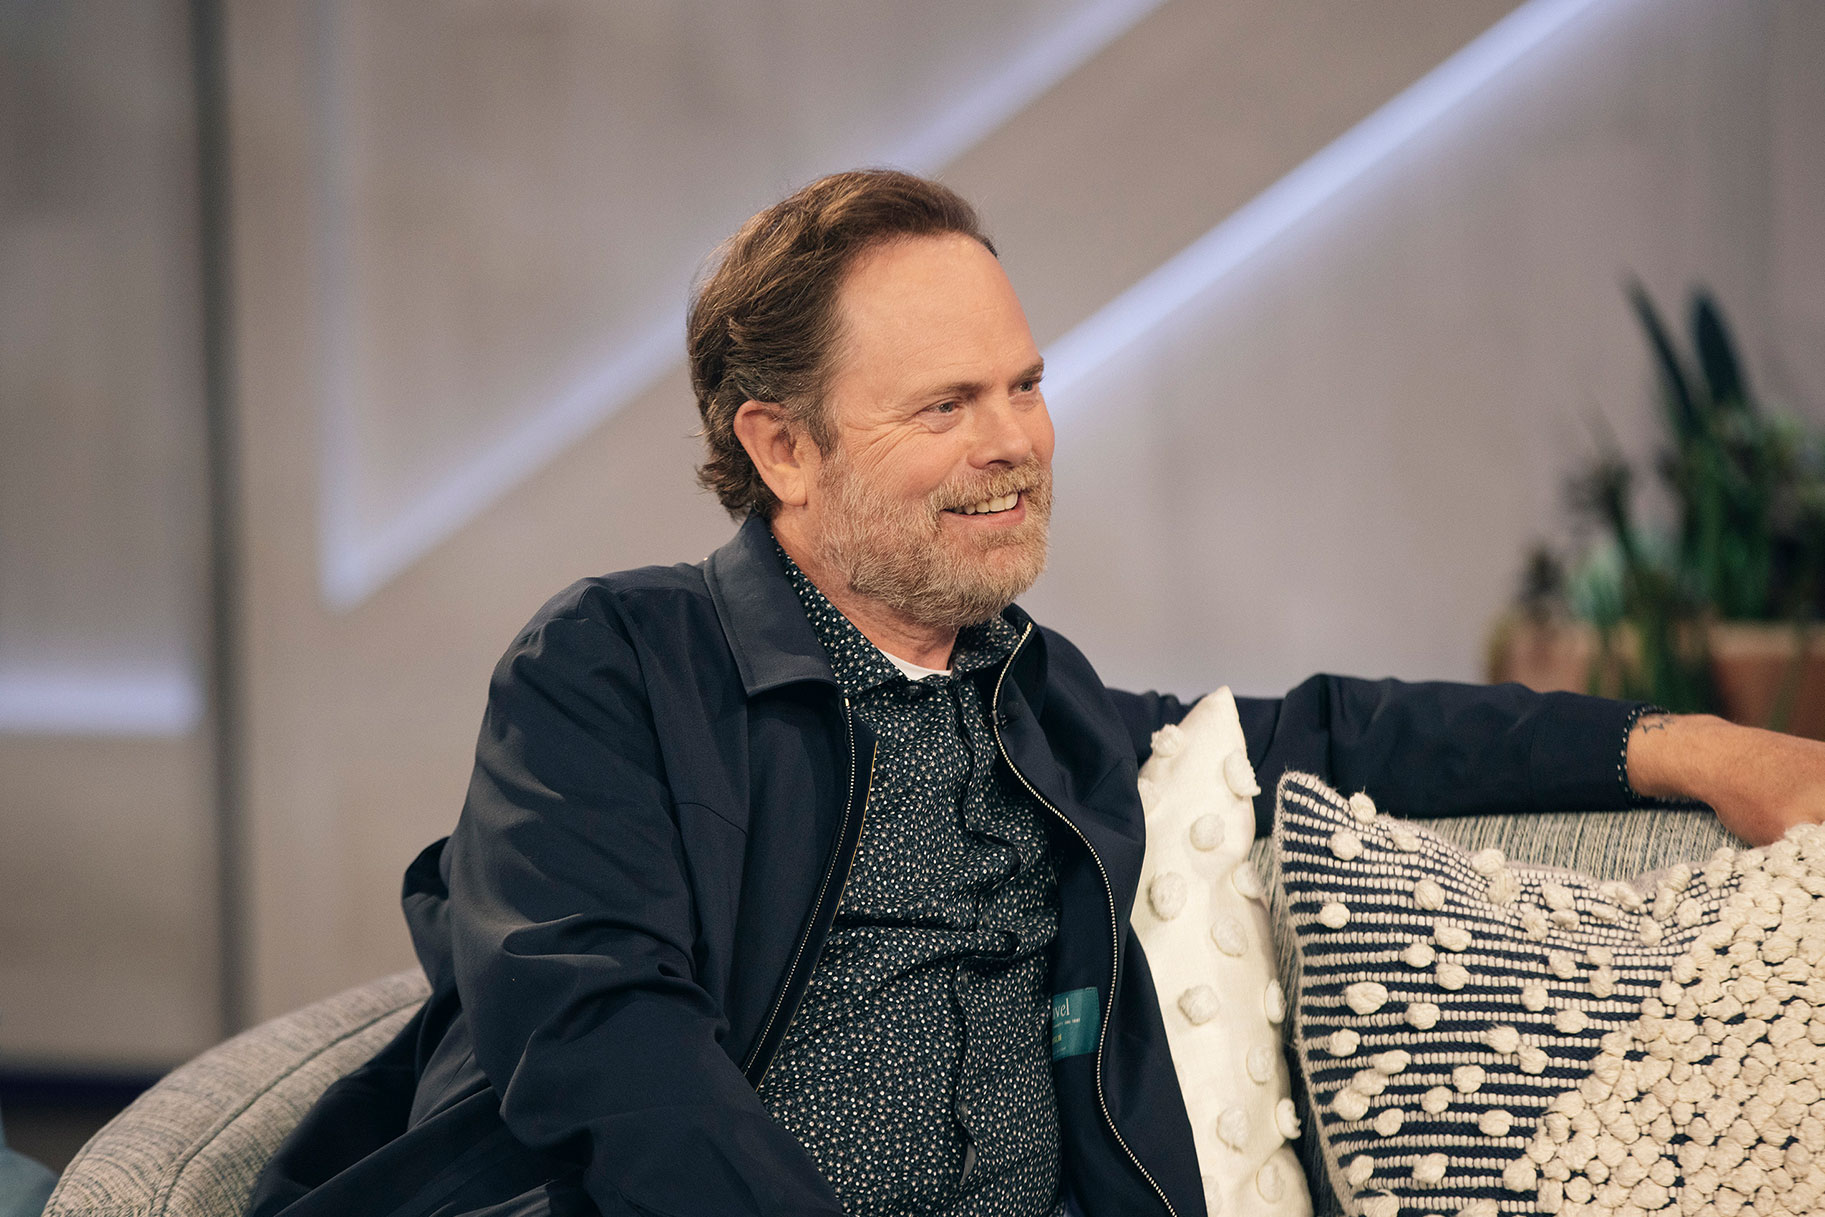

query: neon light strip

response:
[1042,0,1614,413]
[317,0,1168,610]
[0,671,204,736]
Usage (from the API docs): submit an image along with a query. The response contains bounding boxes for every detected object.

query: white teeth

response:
[957,492,1018,515]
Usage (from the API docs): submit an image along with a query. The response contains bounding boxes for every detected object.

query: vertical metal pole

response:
[189,0,247,1037]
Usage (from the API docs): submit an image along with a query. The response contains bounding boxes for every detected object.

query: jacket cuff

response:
[1526,692,1658,811]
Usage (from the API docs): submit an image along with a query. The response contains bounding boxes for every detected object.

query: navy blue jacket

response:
[252,515,1641,1217]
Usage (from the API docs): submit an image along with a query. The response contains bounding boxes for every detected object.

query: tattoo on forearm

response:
[1635,713,1674,734]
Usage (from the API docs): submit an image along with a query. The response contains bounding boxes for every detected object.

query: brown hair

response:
[688,169,995,518]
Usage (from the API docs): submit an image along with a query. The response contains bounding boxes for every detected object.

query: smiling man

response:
[733,226,1054,666]
[256,170,1825,1217]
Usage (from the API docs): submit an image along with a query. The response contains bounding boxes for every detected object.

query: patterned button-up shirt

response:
[756,545,1065,1217]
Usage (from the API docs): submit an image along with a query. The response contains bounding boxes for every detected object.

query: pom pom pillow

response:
[1274,769,1825,1217]
[1134,689,1313,1217]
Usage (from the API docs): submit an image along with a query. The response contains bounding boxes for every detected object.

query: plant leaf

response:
[1692,289,1750,411]
[1628,279,1699,442]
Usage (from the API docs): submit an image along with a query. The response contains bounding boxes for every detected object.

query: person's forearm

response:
[1626,710,1825,845]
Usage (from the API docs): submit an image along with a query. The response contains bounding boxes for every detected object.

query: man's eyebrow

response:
[911,361,1047,401]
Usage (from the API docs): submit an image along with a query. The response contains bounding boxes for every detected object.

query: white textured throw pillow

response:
[1134,688,1314,1217]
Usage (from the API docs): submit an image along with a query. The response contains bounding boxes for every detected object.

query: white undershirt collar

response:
[882,650,952,681]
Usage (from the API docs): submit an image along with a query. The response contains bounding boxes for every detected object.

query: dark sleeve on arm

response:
[1105,688,1203,761]
[1230,675,1647,836]
[445,608,841,1217]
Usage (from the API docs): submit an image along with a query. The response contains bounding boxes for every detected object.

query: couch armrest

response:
[44,969,430,1217]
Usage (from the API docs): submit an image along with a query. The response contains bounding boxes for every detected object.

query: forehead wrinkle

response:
[896,335,1044,397]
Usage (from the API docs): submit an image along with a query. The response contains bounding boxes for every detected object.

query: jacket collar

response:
[703,514,840,697]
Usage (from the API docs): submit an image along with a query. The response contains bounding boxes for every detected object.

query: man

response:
[255,170,1825,1217]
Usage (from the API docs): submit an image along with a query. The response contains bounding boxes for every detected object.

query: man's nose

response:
[971,395,1039,467]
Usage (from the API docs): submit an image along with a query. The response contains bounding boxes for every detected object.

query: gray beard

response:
[813,453,1053,631]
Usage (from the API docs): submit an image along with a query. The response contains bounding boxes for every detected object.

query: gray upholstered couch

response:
[43,806,1730,1217]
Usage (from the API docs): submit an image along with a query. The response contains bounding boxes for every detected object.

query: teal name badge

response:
[1051,987,1100,1060]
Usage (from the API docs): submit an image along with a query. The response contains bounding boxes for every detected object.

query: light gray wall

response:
[0,0,218,1069]
[1769,2,1825,415]
[0,1,208,696]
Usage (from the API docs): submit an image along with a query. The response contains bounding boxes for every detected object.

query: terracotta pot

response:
[1707,622,1825,739]
[1486,616,1825,740]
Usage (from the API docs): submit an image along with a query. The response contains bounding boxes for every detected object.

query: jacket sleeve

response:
[1107,676,1646,837]
[444,606,842,1217]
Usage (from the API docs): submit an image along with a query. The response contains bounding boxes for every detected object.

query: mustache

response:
[935,460,1050,512]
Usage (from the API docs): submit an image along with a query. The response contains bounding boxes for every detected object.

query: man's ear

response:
[732,400,813,508]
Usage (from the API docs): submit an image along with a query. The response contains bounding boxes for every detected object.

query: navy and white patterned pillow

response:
[1273,770,1825,1217]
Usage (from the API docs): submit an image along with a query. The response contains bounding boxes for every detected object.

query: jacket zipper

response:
[743,693,875,1085]
[991,623,1178,1217]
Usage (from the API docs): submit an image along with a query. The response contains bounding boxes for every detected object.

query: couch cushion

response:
[1274,770,1825,1217]
[44,970,429,1217]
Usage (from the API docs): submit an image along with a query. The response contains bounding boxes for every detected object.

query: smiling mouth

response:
[945,492,1021,516]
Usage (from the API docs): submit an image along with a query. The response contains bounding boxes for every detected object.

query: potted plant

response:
[1488,284,1825,737]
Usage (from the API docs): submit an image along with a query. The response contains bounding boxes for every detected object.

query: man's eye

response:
[929,401,959,415]
[1017,379,1040,394]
